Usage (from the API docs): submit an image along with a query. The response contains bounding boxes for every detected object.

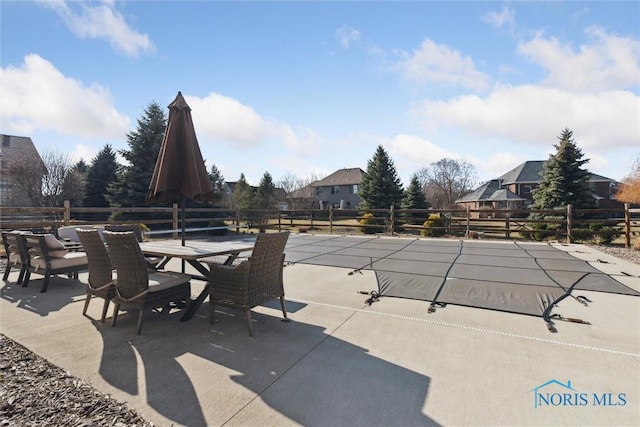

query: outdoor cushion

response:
[30,252,87,271]
[147,271,191,293]
[8,230,31,250]
[47,249,69,258]
[44,233,66,250]
[43,233,68,258]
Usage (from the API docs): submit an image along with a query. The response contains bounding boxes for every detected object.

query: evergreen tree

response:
[107,102,166,208]
[231,173,254,211]
[359,145,404,209]
[208,164,229,207]
[532,128,596,209]
[84,144,119,220]
[256,172,276,210]
[74,159,89,174]
[402,174,429,210]
[62,159,88,207]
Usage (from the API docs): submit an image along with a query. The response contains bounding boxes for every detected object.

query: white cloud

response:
[185,92,322,155]
[517,27,640,92]
[387,134,458,166]
[186,93,272,146]
[483,5,515,30]
[414,84,639,151]
[276,123,324,156]
[394,38,491,91]
[69,143,97,163]
[0,54,130,138]
[335,25,361,48]
[476,151,527,182]
[583,151,609,175]
[39,0,154,57]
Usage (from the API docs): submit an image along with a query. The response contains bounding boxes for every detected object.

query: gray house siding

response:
[311,168,364,209]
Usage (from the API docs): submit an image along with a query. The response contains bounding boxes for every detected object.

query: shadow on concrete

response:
[93,304,438,426]
[1,277,85,316]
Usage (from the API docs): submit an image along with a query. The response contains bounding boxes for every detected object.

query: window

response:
[523,185,532,194]
[352,184,358,194]
[331,185,339,195]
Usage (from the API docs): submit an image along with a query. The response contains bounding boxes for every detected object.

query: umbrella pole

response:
[182,195,186,273]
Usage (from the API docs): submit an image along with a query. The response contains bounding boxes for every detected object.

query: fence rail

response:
[0,202,638,248]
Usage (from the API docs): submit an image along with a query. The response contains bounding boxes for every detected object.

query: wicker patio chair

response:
[104,224,161,268]
[76,228,115,322]
[103,231,191,335]
[205,231,290,336]
[104,224,144,241]
[21,234,88,293]
[2,231,30,284]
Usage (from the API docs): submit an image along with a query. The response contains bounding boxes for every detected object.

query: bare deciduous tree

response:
[277,170,324,209]
[615,156,640,204]
[416,158,477,209]
[8,150,85,207]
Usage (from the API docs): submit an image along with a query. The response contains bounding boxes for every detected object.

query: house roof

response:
[290,184,315,199]
[487,189,526,201]
[456,180,524,203]
[456,180,500,202]
[498,160,617,184]
[311,168,364,187]
[497,161,545,184]
[458,160,619,204]
[0,134,45,169]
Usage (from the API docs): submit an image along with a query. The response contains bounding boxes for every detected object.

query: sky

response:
[1,1,639,189]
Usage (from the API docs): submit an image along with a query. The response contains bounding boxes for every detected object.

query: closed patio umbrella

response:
[147,91,213,251]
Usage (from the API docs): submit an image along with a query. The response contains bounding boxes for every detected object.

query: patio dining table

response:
[139,239,255,321]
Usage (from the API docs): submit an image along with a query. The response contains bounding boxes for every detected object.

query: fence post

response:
[506,215,510,239]
[466,206,470,238]
[64,200,70,226]
[624,203,630,248]
[390,205,394,236]
[566,204,573,244]
[329,205,333,234]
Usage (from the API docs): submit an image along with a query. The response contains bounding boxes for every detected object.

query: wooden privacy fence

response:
[0,202,638,248]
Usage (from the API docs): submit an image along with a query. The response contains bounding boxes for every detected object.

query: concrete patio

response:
[1,239,638,426]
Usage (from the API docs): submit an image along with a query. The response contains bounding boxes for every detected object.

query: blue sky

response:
[1,1,639,188]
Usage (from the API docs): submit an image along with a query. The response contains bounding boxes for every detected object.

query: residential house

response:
[0,134,45,207]
[311,168,365,209]
[456,180,526,217]
[456,160,621,217]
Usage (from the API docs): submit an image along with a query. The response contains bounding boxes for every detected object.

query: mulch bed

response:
[0,334,155,427]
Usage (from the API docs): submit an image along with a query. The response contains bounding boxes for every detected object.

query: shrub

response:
[359,213,385,234]
[421,214,445,237]
[521,214,564,241]
[573,224,621,245]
